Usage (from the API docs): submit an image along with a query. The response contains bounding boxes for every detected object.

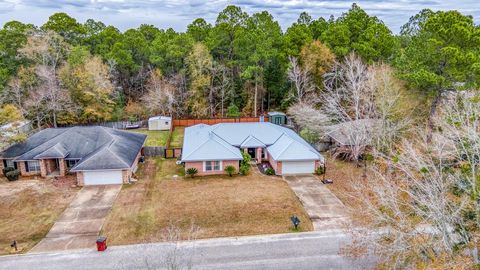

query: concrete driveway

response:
[283,175,347,231]
[30,185,122,253]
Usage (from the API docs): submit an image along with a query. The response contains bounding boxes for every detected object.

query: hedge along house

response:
[181,122,324,176]
[0,126,146,186]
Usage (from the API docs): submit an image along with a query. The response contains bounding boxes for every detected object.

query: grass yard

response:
[127,129,170,147]
[102,158,312,245]
[169,127,184,148]
[0,177,77,255]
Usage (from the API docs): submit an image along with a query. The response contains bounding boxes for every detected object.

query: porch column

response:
[40,160,47,177]
[59,158,66,176]
[256,148,262,164]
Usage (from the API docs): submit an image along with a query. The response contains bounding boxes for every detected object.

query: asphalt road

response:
[0,231,375,270]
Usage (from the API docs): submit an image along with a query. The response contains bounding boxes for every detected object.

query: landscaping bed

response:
[0,177,78,254]
[102,158,312,245]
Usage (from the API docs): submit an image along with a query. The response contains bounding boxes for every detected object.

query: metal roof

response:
[181,122,323,162]
[149,116,172,121]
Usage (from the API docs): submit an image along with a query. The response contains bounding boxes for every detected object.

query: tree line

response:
[1,4,477,128]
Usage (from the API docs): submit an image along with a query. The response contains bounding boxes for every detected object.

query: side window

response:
[205,161,212,171]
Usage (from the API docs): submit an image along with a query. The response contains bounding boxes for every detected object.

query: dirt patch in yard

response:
[0,177,78,255]
[102,158,312,245]
[318,154,371,226]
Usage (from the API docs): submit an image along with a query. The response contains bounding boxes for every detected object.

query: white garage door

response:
[83,170,123,185]
[282,161,315,175]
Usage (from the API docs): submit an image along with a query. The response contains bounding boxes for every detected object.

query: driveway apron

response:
[283,175,348,231]
[30,185,121,253]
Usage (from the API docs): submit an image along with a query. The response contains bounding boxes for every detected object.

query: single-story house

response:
[148,116,172,131]
[181,122,324,176]
[0,126,146,186]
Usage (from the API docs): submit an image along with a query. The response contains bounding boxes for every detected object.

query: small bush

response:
[186,167,198,178]
[5,169,20,181]
[224,165,236,177]
[239,151,251,175]
[2,166,15,177]
[315,166,325,175]
[265,167,275,175]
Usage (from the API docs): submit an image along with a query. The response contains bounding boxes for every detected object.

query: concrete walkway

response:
[30,185,122,253]
[283,175,348,231]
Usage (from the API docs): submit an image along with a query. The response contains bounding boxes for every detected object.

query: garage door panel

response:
[282,161,314,174]
[84,170,122,185]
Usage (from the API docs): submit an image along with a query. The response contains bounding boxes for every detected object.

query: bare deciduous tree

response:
[143,70,182,118]
[287,56,315,103]
[117,223,200,270]
[348,93,480,268]
[289,53,411,161]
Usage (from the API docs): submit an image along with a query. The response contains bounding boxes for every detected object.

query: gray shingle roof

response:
[1,126,146,171]
[181,122,324,162]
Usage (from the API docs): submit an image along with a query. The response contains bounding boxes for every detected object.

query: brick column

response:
[59,158,66,176]
[40,160,47,177]
[76,172,84,186]
[256,148,262,164]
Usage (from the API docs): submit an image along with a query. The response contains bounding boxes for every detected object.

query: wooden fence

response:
[165,148,182,159]
[173,117,268,127]
[143,146,182,159]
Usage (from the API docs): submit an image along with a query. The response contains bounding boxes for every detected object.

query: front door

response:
[247,148,256,159]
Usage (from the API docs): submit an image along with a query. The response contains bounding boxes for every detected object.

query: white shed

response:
[148,116,172,131]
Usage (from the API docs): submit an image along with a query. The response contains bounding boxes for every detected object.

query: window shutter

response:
[25,161,29,172]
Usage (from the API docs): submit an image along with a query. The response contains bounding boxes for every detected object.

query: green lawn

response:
[169,127,184,148]
[127,129,170,147]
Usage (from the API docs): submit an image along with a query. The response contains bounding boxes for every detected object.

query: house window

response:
[26,161,40,172]
[205,161,221,172]
[4,159,16,169]
[165,121,169,125]
[66,159,79,168]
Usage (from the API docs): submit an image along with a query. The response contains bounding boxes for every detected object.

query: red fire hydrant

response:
[96,236,107,252]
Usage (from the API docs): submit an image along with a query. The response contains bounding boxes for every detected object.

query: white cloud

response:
[0,0,478,33]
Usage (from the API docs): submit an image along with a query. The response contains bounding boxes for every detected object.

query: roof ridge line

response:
[182,138,211,160]
[105,147,130,168]
[272,133,294,159]
[210,131,243,157]
[13,127,72,160]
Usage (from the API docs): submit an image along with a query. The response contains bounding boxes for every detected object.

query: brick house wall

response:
[76,171,84,186]
[185,160,240,176]
[122,170,131,184]
[267,151,282,175]
[19,161,41,176]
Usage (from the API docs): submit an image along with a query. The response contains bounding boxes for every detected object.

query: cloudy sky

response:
[0,0,478,33]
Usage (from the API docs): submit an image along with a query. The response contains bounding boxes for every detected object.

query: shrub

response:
[239,151,252,175]
[5,169,20,181]
[186,167,198,178]
[300,128,319,144]
[315,166,325,175]
[224,165,236,177]
[226,103,240,118]
[265,168,275,175]
[2,166,15,177]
